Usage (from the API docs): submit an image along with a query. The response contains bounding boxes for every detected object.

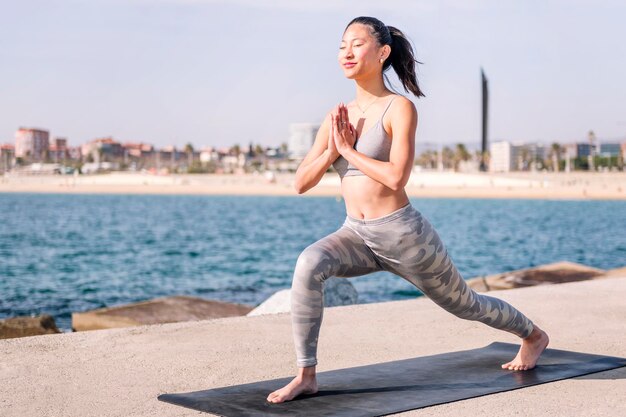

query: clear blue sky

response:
[1,0,625,149]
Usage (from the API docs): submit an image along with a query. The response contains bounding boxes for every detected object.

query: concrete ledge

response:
[1,277,625,417]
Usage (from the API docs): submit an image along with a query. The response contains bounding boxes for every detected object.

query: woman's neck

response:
[354,76,390,102]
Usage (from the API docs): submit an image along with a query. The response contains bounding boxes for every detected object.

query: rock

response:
[247,278,358,316]
[466,261,606,292]
[0,315,61,339]
[324,277,359,306]
[72,295,253,331]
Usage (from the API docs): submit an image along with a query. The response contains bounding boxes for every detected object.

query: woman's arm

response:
[293,110,340,194]
[333,97,417,191]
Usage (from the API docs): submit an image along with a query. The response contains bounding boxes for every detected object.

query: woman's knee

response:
[294,246,330,283]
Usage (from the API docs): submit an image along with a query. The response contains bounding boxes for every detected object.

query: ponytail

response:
[386,26,425,98]
[345,17,425,98]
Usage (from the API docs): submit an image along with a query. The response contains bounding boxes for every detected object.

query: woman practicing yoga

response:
[267,16,550,404]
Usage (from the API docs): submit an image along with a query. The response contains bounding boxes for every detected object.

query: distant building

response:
[52,137,67,148]
[15,127,49,161]
[221,154,246,173]
[81,161,119,174]
[598,143,621,157]
[574,143,596,158]
[288,123,319,160]
[122,142,154,159]
[489,141,514,172]
[156,145,185,169]
[81,137,124,163]
[200,147,219,163]
[12,162,62,175]
[67,146,82,161]
[489,140,547,172]
[563,142,621,158]
[121,142,154,169]
[1,143,15,172]
[49,137,69,162]
[524,143,548,162]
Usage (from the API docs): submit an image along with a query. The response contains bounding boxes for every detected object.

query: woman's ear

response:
[384,45,391,60]
[379,46,390,63]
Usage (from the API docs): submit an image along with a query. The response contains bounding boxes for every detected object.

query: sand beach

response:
[1,171,625,200]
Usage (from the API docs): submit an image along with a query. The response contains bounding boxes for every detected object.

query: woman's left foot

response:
[501,325,550,371]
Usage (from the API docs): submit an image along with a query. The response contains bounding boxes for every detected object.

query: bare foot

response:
[266,375,318,404]
[501,324,550,371]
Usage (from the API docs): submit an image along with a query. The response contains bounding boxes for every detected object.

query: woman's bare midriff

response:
[341,175,410,219]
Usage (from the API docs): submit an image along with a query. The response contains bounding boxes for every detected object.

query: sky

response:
[1,0,625,150]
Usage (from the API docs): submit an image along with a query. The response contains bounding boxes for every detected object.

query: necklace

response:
[355,95,381,114]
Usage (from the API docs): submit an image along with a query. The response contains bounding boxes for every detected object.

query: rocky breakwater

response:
[466,261,623,292]
[4,261,623,339]
[71,295,254,331]
[247,278,358,316]
[0,315,61,339]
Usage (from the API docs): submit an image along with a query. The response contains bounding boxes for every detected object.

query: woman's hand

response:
[326,111,340,158]
[332,103,357,156]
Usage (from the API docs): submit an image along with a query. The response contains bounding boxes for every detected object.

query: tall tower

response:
[480,68,489,171]
[587,130,596,171]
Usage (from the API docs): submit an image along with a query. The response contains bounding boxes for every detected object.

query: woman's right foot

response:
[266,375,318,403]
[501,324,550,371]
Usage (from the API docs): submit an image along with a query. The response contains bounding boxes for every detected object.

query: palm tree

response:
[184,142,194,168]
[454,143,471,171]
[518,147,530,171]
[550,143,561,172]
[416,150,437,169]
[441,146,455,170]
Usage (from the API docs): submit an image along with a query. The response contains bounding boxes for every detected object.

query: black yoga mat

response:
[158,342,626,417]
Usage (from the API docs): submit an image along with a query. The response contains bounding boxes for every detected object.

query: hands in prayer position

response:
[328,103,357,158]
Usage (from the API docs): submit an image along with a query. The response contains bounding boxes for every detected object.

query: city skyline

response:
[7,124,622,157]
[2,1,625,149]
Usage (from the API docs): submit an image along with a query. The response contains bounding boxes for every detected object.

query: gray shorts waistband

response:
[345,202,414,226]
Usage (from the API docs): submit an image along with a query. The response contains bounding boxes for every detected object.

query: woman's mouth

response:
[344,62,356,68]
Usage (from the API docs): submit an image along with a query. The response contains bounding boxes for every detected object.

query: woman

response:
[267,16,549,404]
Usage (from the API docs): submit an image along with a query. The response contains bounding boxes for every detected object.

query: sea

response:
[1,193,625,331]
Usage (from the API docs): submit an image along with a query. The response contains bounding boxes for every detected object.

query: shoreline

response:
[1,171,625,200]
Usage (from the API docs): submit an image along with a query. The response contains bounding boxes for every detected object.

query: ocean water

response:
[1,193,625,331]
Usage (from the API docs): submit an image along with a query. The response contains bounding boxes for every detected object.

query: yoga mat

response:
[158,342,626,417]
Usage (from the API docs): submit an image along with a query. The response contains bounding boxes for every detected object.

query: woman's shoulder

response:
[387,94,417,117]
[388,93,414,107]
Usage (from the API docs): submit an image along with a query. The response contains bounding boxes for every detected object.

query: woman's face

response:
[338,23,386,79]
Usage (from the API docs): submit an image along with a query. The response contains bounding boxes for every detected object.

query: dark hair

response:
[345,16,425,98]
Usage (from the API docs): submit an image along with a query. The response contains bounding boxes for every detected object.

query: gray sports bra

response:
[332,96,397,179]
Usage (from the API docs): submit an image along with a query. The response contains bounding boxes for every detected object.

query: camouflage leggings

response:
[290,202,535,368]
